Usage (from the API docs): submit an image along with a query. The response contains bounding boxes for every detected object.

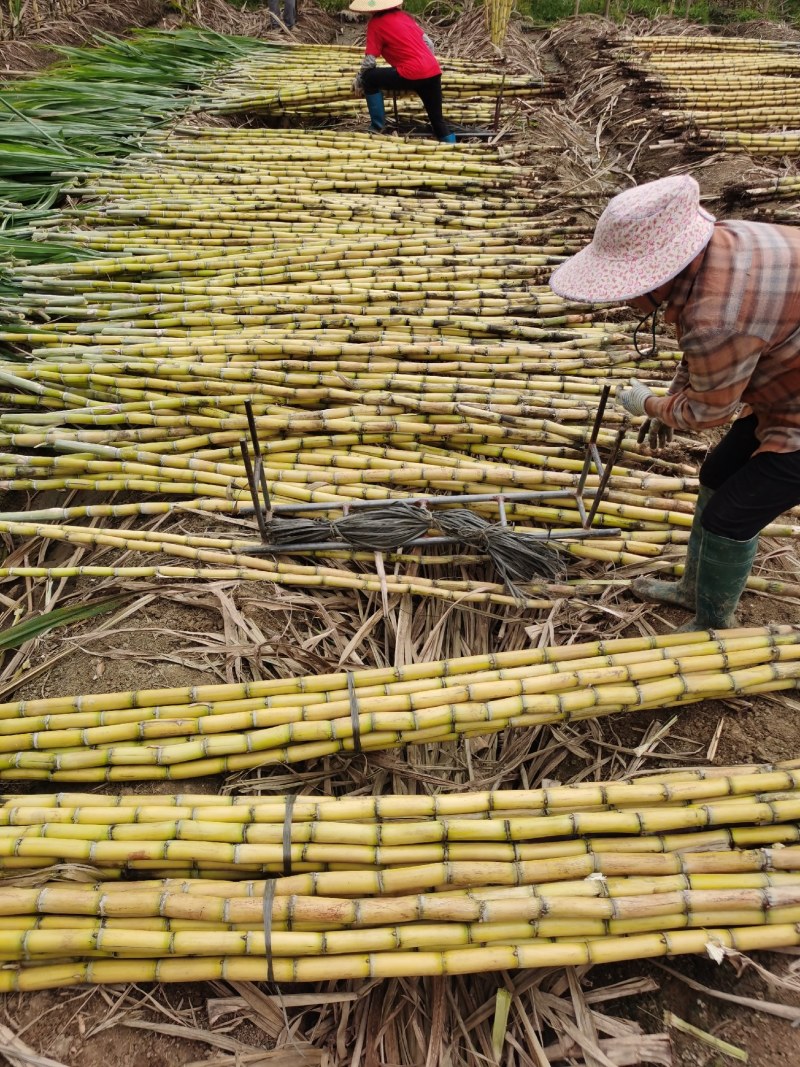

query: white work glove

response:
[617,378,654,417]
[422,31,435,53]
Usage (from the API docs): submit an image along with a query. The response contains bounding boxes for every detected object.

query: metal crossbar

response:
[239,391,624,552]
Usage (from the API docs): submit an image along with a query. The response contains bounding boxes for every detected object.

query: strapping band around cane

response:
[262,878,277,985]
[346,671,363,754]
[282,793,296,878]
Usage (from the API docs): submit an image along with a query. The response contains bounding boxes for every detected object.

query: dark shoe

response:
[630,485,713,610]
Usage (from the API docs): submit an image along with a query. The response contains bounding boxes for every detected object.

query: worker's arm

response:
[665,357,690,398]
[365,18,382,59]
[645,330,765,430]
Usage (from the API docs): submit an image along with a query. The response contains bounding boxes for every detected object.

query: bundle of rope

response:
[256,502,565,587]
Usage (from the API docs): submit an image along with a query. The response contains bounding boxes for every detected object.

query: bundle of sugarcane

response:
[203,43,549,122]
[723,174,800,203]
[0,626,795,781]
[484,0,514,49]
[619,34,800,155]
[1,757,800,987]
[3,755,800,875]
[0,515,797,604]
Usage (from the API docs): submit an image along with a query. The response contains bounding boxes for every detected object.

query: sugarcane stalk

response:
[0,629,794,780]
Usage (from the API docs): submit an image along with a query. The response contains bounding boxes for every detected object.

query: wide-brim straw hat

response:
[549,174,716,303]
[349,0,402,11]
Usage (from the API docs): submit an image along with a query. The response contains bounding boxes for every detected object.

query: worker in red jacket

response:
[349,0,456,143]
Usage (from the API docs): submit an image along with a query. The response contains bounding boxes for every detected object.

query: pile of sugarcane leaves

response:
[0,28,274,297]
[258,501,565,593]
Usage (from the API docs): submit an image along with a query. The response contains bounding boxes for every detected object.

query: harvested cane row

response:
[1,757,800,987]
[0,626,795,780]
[204,43,550,125]
[2,125,762,598]
[621,33,800,155]
[2,61,798,611]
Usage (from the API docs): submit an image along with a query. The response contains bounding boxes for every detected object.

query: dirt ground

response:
[0,0,169,73]
[2,6,800,1067]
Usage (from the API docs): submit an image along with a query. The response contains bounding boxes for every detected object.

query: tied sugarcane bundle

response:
[4,759,800,876]
[0,627,796,781]
[2,758,800,987]
[485,0,514,49]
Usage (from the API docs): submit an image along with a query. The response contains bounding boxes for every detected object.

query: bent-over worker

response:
[549,174,800,632]
[348,0,455,143]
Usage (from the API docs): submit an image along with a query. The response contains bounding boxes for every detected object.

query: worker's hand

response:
[353,54,376,97]
[617,378,654,418]
[422,31,435,53]
[646,417,673,450]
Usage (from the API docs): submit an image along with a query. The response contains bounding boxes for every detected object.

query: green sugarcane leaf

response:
[0,594,129,651]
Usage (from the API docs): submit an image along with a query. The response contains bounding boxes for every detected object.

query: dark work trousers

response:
[268,0,295,26]
[699,413,800,540]
[361,67,449,141]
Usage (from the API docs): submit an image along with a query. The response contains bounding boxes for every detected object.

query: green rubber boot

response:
[630,485,714,610]
[674,528,759,633]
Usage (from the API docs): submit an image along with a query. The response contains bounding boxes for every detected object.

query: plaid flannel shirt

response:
[649,219,800,454]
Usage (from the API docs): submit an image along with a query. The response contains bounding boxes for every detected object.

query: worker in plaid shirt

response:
[550,174,800,632]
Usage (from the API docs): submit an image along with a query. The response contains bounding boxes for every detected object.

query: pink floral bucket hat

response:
[549,174,716,303]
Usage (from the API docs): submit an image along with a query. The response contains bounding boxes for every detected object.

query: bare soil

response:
[0,0,170,74]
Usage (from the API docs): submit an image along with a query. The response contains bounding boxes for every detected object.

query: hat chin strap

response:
[632,307,659,359]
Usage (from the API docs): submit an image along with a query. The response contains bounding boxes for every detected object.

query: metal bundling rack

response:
[237,385,625,557]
